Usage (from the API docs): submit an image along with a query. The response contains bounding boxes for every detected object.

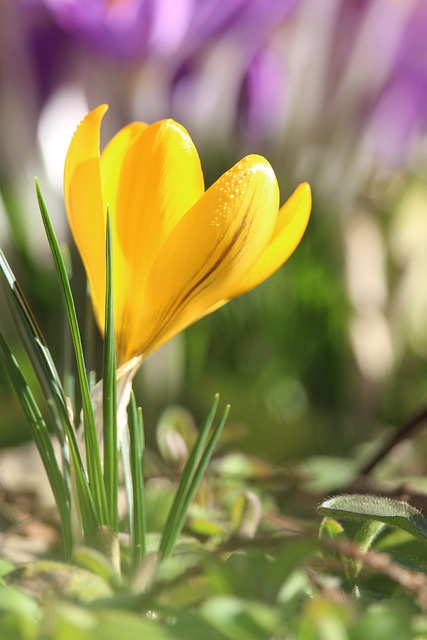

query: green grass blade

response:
[159,394,220,558]
[103,211,118,531]
[120,426,133,544]
[165,404,230,555]
[60,414,99,541]
[0,249,69,469]
[128,391,147,566]
[35,179,108,526]
[0,250,66,406]
[159,395,228,559]
[0,250,98,540]
[0,331,72,556]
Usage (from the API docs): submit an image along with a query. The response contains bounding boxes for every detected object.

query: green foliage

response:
[1,531,426,639]
[3,164,427,638]
[0,183,231,577]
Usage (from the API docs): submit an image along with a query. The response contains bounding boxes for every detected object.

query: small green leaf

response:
[73,544,121,588]
[319,517,345,542]
[156,406,197,468]
[230,491,261,539]
[0,583,39,619]
[8,560,112,602]
[318,494,427,545]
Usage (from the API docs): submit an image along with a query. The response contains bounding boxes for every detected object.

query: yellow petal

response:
[115,119,204,274]
[123,155,280,359]
[100,121,149,212]
[64,104,108,329]
[101,119,205,362]
[99,120,149,337]
[231,182,311,295]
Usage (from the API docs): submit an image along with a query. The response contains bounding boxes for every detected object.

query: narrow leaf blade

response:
[102,211,118,531]
[35,179,108,526]
[128,391,147,566]
[0,331,72,556]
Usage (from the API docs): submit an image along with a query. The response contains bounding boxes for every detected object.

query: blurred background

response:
[2,0,427,479]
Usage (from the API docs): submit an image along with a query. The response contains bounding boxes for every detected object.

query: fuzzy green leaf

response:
[318,494,427,545]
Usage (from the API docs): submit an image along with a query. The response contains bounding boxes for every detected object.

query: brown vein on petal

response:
[141,195,256,355]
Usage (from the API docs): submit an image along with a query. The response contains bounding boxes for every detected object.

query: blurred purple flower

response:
[21,0,295,60]
[237,49,287,143]
[234,0,427,179]
[182,0,296,50]
[6,0,427,198]
[21,0,193,59]
[367,1,427,163]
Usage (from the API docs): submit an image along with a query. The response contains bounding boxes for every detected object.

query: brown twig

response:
[328,538,427,611]
[359,405,427,477]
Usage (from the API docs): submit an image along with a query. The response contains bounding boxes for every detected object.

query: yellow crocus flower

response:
[64,105,311,367]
